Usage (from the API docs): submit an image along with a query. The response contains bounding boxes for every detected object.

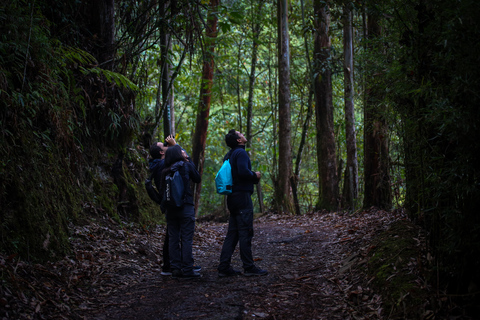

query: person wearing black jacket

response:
[148,136,176,275]
[160,145,201,279]
[217,130,268,277]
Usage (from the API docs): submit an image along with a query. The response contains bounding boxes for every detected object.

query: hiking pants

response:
[167,204,195,274]
[218,191,255,271]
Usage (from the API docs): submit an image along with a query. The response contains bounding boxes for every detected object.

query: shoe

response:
[161,270,172,276]
[244,267,268,277]
[193,265,202,272]
[218,267,242,277]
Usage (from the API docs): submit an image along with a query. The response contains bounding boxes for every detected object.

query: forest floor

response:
[1,208,476,319]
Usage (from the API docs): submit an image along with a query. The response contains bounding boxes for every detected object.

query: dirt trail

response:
[80,212,394,320]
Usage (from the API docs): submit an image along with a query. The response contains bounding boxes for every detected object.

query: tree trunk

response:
[246,1,263,145]
[276,0,294,213]
[161,30,173,138]
[292,0,315,215]
[192,0,219,212]
[363,12,392,210]
[342,3,358,209]
[246,1,264,213]
[313,0,338,211]
[90,0,115,69]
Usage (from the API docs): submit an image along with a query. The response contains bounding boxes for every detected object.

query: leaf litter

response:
[0,208,453,319]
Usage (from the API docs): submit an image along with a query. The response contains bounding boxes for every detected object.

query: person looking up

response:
[160,145,201,279]
[217,130,268,277]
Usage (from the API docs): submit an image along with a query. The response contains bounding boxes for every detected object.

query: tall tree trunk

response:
[313,0,338,211]
[246,1,263,145]
[90,0,115,70]
[236,39,243,133]
[246,0,265,213]
[363,11,392,210]
[192,0,219,212]
[342,3,358,209]
[292,0,316,215]
[161,29,172,138]
[276,0,294,213]
[169,86,175,136]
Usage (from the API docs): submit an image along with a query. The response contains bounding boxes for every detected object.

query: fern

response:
[80,67,139,92]
[55,43,97,67]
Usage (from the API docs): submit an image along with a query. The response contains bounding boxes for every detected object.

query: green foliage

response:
[81,67,139,92]
[0,0,155,262]
[376,0,480,291]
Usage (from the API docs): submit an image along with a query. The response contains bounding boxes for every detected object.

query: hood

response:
[148,158,164,172]
[170,160,185,172]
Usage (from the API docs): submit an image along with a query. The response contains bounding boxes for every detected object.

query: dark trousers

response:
[218,192,255,271]
[167,204,196,274]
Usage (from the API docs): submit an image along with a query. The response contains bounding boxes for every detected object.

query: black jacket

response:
[224,145,259,194]
[148,158,165,193]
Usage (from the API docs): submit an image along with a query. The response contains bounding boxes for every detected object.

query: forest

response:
[1,0,479,318]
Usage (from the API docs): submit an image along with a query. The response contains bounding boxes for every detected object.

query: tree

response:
[313,0,338,211]
[291,0,316,215]
[275,0,294,213]
[363,8,391,210]
[342,1,358,209]
[246,0,265,214]
[191,0,220,210]
[90,0,115,69]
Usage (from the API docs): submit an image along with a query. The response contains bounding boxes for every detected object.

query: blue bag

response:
[215,159,233,195]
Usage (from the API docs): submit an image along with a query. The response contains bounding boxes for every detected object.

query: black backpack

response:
[162,164,185,209]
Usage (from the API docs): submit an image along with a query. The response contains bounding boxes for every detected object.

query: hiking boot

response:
[193,265,202,272]
[244,267,268,277]
[218,267,242,277]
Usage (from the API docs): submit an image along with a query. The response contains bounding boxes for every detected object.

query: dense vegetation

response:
[1,0,479,303]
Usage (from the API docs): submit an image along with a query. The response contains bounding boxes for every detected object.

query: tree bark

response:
[342,3,358,209]
[276,0,294,213]
[191,0,219,211]
[161,27,173,138]
[291,0,315,215]
[246,1,264,213]
[363,11,392,210]
[313,0,338,211]
[90,0,115,69]
[246,1,263,146]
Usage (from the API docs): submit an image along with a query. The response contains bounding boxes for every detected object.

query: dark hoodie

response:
[224,145,259,194]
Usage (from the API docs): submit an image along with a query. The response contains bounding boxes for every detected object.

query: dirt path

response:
[79,212,397,320]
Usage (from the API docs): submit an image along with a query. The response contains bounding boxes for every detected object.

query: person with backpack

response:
[148,136,201,276]
[148,136,176,275]
[217,130,268,277]
[160,145,201,279]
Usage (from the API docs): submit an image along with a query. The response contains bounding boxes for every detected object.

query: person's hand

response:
[165,135,176,146]
[255,171,261,180]
[182,150,189,161]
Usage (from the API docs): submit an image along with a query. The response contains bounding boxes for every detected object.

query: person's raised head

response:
[225,129,247,148]
[149,143,165,159]
[164,144,185,167]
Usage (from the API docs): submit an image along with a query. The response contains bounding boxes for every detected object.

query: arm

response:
[165,135,176,146]
[186,161,201,184]
[235,151,259,182]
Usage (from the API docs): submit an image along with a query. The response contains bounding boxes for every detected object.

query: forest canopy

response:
[1,0,479,297]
